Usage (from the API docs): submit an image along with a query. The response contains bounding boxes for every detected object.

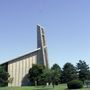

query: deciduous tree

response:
[28,64,44,86]
[51,64,61,87]
[0,66,9,87]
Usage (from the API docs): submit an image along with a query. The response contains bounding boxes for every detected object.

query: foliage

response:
[28,64,44,86]
[51,64,61,73]
[39,69,52,85]
[61,62,78,83]
[0,65,9,87]
[85,80,90,88]
[50,64,61,87]
[27,61,90,87]
[28,64,61,87]
[37,64,61,86]
[87,70,90,80]
[77,60,89,83]
[67,79,83,89]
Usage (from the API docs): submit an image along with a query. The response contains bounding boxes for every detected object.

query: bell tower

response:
[37,25,48,68]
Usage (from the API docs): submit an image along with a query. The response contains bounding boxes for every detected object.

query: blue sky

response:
[0,0,90,68]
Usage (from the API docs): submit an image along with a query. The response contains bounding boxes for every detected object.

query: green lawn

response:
[0,84,89,90]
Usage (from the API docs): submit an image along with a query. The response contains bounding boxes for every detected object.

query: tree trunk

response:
[35,81,37,86]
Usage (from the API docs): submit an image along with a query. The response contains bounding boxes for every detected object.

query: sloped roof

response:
[0,48,41,65]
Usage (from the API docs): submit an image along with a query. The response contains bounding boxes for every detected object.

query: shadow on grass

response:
[64,88,68,90]
[32,86,53,90]
[33,88,53,90]
[33,88,68,90]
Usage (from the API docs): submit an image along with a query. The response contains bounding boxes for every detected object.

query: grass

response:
[0,84,90,90]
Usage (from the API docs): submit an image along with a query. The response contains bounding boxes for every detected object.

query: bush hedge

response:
[67,80,83,89]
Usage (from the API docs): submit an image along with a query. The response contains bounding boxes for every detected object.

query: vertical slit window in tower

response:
[41,28,46,46]
[41,28,44,35]
[42,35,45,46]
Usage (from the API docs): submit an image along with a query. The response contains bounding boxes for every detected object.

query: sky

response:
[0,0,90,68]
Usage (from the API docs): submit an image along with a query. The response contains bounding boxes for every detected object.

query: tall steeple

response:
[37,25,48,68]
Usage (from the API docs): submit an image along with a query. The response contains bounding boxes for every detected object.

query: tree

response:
[39,68,52,85]
[0,66,9,87]
[51,64,61,73]
[77,60,89,83]
[51,64,61,87]
[61,62,78,83]
[87,70,90,80]
[28,64,44,86]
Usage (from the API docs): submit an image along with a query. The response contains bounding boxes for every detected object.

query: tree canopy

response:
[77,60,90,83]
[28,60,90,86]
[61,62,78,83]
[0,66,9,87]
[28,64,44,86]
[51,64,61,85]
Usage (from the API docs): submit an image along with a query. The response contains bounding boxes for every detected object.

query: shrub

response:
[67,80,83,89]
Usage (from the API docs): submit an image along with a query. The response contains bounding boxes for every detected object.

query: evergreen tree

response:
[61,62,78,83]
[77,60,89,83]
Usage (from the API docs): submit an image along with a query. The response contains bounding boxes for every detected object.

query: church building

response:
[1,25,48,86]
